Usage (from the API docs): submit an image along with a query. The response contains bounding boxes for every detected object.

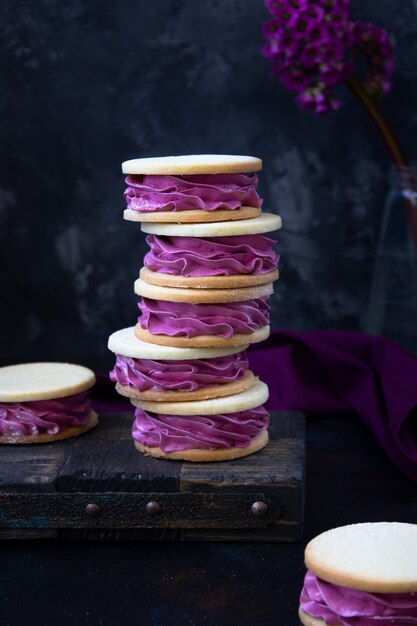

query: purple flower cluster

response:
[263,0,394,114]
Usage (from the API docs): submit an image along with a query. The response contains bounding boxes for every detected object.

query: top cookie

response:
[305,522,417,593]
[122,154,262,176]
[0,362,96,402]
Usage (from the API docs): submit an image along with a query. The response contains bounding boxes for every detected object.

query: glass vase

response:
[365,165,417,353]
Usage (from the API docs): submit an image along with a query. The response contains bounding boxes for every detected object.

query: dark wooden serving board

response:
[0,411,305,542]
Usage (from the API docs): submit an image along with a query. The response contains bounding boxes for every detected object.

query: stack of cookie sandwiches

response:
[108,155,282,461]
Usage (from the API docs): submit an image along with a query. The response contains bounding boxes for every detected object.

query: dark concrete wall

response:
[1,1,416,369]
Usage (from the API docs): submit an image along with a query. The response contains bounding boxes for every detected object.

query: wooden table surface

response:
[2,414,415,626]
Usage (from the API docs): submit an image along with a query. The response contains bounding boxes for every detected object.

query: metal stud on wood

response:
[251,501,268,518]
[85,503,101,518]
[146,501,162,517]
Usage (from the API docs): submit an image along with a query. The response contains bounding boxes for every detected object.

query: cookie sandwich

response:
[134,279,273,348]
[299,522,417,625]
[122,154,263,223]
[0,362,97,443]
[131,379,269,462]
[108,326,256,402]
[140,212,281,289]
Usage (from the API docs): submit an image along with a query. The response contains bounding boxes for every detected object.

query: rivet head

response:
[85,503,101,519]
[146,501,162,517]
[251,501,268,518]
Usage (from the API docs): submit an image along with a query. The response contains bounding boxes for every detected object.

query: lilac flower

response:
[263,0,394,115]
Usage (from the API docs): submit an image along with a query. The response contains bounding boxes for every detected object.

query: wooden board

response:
[0,411,305,542]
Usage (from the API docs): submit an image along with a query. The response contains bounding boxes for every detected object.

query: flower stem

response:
[346,76,407,165]
[346,75,417,251]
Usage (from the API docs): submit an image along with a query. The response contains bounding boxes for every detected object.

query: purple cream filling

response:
[300,571,417,625]
[124,173,262,212]
[0,392,92,437]
[110,351,249,392]
[144,234,279,277]
[132,405,269,451]
[138,297,270,338]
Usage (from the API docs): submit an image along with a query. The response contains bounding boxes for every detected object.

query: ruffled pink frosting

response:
[0,392,92,437]
[300,571,417,625]
[124,173,262,212]
[144,234,279,277]
[138,297,270,338]
[132,405,269,451]
[110,351,249,392]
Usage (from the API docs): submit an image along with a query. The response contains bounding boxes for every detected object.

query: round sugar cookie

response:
[131,379,268,415]
[108,327,249,359]
[0,362,96,402]
[141,212,282,237]
[134,277,274,304]
[0,411,99,445]
[134,324,270,348]
[305,522,417,593]
[116,370,256,402]
[122,154,262,175]
[124,206,261,224]
[134,429,269,462]
[139,267,279,290]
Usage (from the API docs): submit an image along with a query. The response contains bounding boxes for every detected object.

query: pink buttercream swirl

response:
[124,173,262,212]
[132,406,269,451]
[300,571,417,625]
[0,392,92,437]
[138,297,270,338]
[144,234,279,277]
[110,352,249,392]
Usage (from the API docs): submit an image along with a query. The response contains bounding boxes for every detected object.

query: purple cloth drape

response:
[249,330,417,483]
[94,330,417,483]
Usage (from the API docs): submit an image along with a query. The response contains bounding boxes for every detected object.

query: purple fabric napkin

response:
[249,330,417,483]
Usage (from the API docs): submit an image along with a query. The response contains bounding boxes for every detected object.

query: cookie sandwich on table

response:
[0,362,97,444]
[299,522,417,626]
[108,154,282,462]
